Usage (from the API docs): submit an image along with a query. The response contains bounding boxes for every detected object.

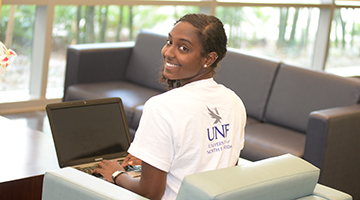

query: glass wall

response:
[217,6,320,68]
[0,5,35,102]
[1,0,360,112]
[47,5,199,98]
[325,7,360,76]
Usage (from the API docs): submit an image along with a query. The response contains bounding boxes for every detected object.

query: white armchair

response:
[42,154,352,200]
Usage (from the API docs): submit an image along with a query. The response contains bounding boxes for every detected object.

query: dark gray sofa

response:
[63,30,360,199]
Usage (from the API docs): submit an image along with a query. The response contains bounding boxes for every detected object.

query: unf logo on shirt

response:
[207,106,222,124]
[206,106,230,141]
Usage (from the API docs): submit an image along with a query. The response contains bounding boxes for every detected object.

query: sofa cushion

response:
[129,105,144,131]
[176,154,320,200]
[64,81,161,126]
[264,64,360,133]
[215,48,280,121]
[246,116,261,126]
[241,123,306,161]
[125,30,168,92]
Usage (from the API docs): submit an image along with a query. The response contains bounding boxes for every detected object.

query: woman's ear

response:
[203,52,218,68]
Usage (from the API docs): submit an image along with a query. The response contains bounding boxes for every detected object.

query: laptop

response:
[46,97,141,177]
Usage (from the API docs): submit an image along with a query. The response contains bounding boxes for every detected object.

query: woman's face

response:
[161,21,212,85]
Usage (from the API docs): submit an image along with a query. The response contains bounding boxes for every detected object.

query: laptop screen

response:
[46,98,131,167]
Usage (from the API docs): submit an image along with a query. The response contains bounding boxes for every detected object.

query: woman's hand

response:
[92,160,125,183]
[94,159,167,200]
[122,154,142,167]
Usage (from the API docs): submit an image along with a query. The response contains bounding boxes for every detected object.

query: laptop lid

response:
[46,97,131,168]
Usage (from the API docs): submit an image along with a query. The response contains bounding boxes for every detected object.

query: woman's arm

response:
[93,160,167,200]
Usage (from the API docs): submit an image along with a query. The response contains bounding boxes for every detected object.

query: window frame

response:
[1,0,360,113]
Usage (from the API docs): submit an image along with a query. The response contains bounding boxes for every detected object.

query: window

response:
[47,5,199,99]
[217,6,320,68]
[325,7,360,76]
[1,0,360,113]
[0,5,35,103]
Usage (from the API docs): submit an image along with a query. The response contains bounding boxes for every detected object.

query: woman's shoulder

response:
[147,87,187,105]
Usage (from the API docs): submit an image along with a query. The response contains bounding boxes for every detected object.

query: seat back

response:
[264,64,360,133]
[124,30,168,92]
[215,48,280,121]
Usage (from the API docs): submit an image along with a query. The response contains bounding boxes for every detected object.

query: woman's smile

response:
[165,61,180,69]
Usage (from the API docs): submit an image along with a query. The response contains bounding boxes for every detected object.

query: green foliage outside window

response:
[1,4,360,93]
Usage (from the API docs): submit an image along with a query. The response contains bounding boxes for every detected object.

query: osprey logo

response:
[207,106,222,124]
[206,106,230,142]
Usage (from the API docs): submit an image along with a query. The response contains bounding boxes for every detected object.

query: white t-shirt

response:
[128,78,246,200]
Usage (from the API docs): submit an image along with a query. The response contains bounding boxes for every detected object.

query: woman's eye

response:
[179,46,188,51]
[166,40,172,45]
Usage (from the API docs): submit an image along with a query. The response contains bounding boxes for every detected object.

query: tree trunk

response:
[5,5,15,47]
[334,10,339,48]
[85,6,95,43]
[116,6,123,42]
[129,6,133,40]
[338,10,346,49]
[76,6,82,44]
[99,6,108,43]
[303,8,312,50]
[277,7,288,48]
[289,8,299,46]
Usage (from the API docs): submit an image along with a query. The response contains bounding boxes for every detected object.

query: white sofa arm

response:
[177,154,320,200]
[176,154,352,200]
[311,184,352,200]
[42,167,147,200]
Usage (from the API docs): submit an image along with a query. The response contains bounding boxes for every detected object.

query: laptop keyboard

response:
[75,160,142,178]
[76,165,98,175]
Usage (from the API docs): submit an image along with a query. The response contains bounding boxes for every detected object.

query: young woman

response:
[93,13,246,200]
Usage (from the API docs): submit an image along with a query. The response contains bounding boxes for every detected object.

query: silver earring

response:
[204,64,207,68]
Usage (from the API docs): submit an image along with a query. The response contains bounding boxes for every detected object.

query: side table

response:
[0,116,59,200]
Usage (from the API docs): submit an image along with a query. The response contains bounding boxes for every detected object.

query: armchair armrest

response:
[64,42,135,100]
[177,154,320,200]
[304,104,360,198]
[311,184,352,200]
[42,167,147,200]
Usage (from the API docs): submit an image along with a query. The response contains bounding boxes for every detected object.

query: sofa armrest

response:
[304,104,360,198]
[63,42,135,100]
[311,184,352,200]
[42,167,147,200]
[177,154,320,200]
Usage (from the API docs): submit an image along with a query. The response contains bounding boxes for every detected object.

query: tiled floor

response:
[1,111,52,134]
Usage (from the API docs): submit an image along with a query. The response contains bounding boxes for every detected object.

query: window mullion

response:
[311,7,334,70]
[29,4,54,99]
